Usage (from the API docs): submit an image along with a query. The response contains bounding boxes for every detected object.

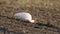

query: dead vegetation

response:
[0,0,60,34]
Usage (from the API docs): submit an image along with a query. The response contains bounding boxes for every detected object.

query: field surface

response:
[0,0,60,34]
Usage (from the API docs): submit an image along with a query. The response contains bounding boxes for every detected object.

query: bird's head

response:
[29,20,35,23]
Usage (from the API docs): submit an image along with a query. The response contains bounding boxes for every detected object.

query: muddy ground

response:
[0,0,60,34]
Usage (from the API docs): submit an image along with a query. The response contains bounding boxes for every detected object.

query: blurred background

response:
[0,0,60,34]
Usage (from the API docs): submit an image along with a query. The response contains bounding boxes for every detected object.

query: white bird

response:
[14,12,35,23]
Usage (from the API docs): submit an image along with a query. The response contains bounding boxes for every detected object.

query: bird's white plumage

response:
[14,12,34,23]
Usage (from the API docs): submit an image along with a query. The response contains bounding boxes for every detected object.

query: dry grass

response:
[0,0,60,34]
